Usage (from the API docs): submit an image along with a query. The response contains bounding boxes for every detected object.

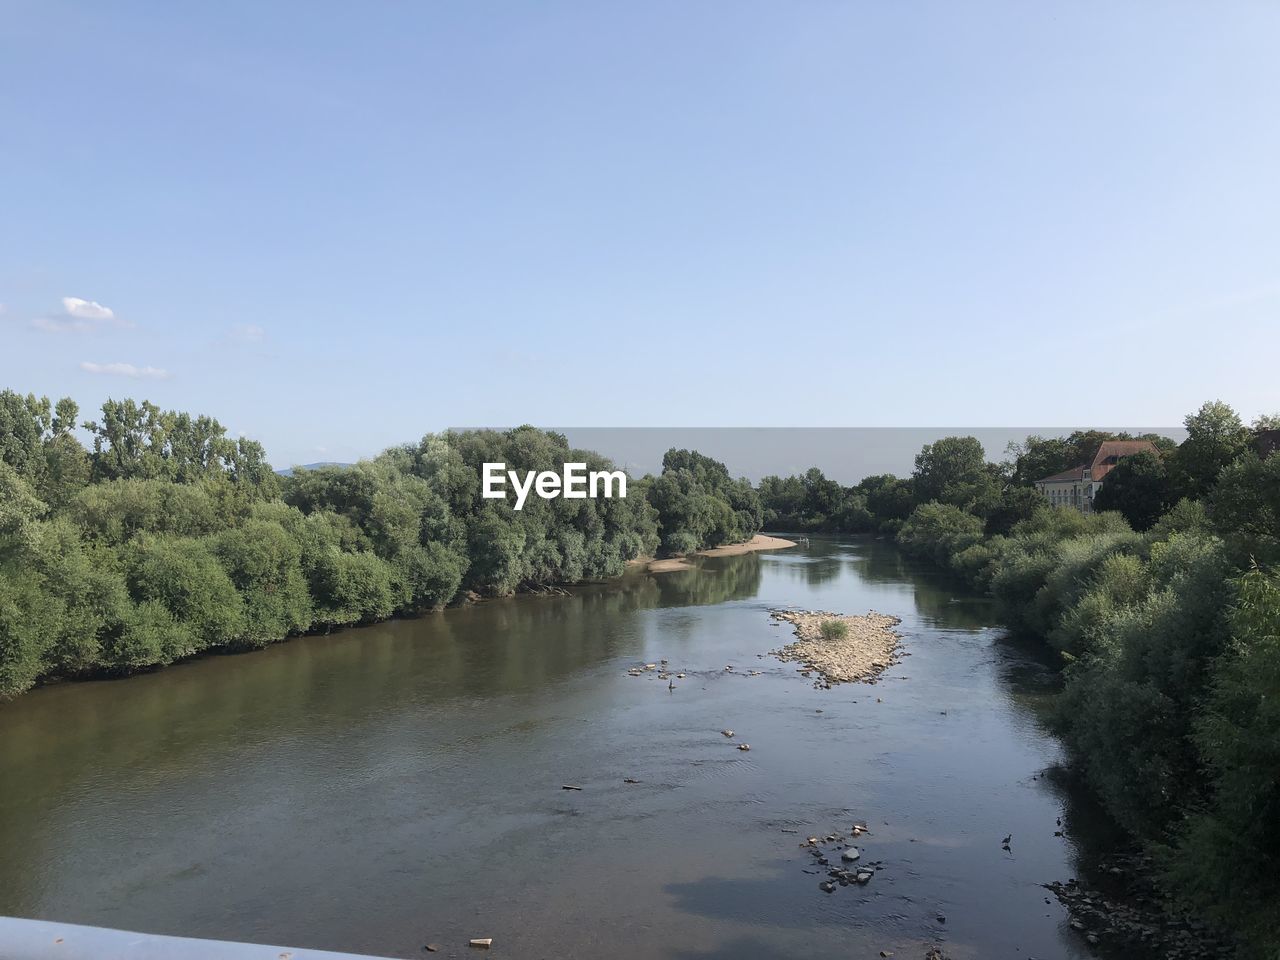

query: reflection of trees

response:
[0,551,766,881]
[761,554,844,588]
[844,537,910,585]
[904,577,998,630]
[650,552,764,606]
[838,536,997,630]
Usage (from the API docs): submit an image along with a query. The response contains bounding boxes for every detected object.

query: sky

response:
[2,1,1277,467]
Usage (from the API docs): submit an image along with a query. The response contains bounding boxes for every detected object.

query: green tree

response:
[1171,401,1249,499]
[213,519,313,646]
[896,502,985,568]
[1173,567,1280,944]
[126,535,245,649]
[984,485,1046,536]
[0,462,47,547]
[1093,450,1174,531]
[860,474,916,529]
[912,436,992,508]
[1208,451,1280,565]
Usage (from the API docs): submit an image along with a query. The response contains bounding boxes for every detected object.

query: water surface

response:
[0,538,1096,959]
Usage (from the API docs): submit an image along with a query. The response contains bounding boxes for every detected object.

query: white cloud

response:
[231,323,266,343]
[63,297,115,321]
[79,361,171,380]
[33,296,131,333]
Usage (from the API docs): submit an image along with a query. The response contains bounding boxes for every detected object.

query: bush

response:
[896,502,984,569]
[1170,567,1280,943]
[819,619,849,640]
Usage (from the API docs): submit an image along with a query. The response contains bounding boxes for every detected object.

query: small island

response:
[770,609,902,684]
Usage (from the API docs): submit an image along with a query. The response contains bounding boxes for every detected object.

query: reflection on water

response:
[0,536,1099,960]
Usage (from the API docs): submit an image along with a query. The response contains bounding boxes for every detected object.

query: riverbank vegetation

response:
[3,388,1276,952]
[0,391,765,700]
[760,402,1280,956]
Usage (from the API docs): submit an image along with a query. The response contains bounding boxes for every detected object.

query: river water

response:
[0,537,1103,960]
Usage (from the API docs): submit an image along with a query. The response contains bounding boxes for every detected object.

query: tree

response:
[1093,451,1174,531]
[126,535,245,649]
[1174,567,1280,942]
[1209,451,1280,565]
[0,462,47,547]
[860,474,916,528]
[645,450,760,554]
[912,436,991,507]
[896,502,985,568]
[212,519,313,646]
[1172,401,1249,499]
[0,390,50,482]
[985,485,1046,536]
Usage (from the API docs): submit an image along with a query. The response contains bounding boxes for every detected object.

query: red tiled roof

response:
[1038,465,1085,483]
[1089,440,1159,480]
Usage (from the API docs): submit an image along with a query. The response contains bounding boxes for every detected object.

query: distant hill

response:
[274,462,353,477]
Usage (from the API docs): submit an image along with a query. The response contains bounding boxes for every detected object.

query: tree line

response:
[0,390,766,701]
[759,401,1280,955]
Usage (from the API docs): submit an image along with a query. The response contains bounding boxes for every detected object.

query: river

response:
[0,537,1103,960]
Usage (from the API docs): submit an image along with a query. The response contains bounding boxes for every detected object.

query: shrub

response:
[819,619,849,641]
[896,502,985,569]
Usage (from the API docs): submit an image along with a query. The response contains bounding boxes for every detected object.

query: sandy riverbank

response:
[770,609,901,685]
[637,534,797,574]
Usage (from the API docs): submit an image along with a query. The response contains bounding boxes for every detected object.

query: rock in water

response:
[841,848,861,862]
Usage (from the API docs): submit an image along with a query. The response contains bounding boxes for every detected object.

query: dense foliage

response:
[757,468,870,532]
[0,392,695,698]
[645,448,761,554]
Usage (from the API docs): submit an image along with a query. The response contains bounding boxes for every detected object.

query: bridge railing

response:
[0,917,403,960]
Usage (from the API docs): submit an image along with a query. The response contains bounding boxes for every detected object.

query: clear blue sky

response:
[2,1,1277,467]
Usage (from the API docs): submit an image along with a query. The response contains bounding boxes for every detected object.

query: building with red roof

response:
[1034,439,1161,513]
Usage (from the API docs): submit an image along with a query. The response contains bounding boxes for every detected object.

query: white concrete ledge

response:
[0,918,402,960]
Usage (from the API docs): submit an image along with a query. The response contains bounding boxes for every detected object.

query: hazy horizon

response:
[280,425,1184,484]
